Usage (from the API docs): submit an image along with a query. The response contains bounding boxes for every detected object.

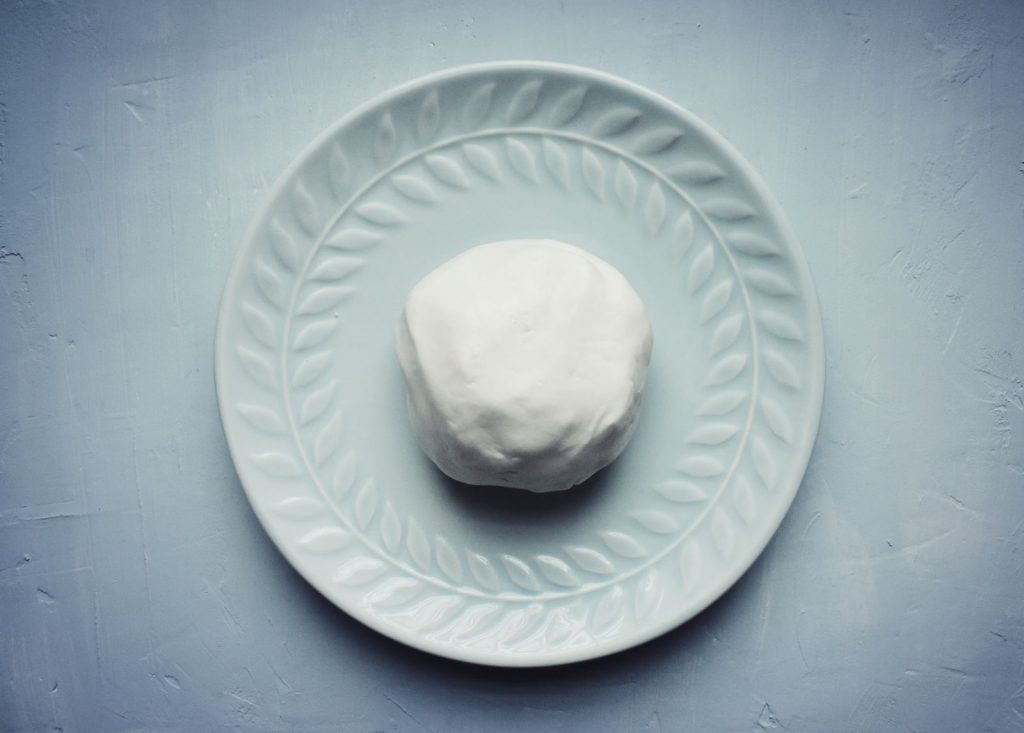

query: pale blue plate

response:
[215,62,824,666]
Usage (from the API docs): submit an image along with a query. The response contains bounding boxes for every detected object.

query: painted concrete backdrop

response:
[2,1,1023,731]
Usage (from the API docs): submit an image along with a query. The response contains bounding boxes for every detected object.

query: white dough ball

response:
[396,239,653,492]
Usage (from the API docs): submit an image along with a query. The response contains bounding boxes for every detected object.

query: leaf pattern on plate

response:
[507,79,543,122]
[667,160,725,186]
[542,139,570,189]
[380,501,402,554]
[292,319,337,351]
[292,180,319,236]
[535,555,580,588]
[633,127,683,155]
[270,218,299,272]
[549,85,587,126]
[505,138,538,182]
[392,173,439,204]
[581,148,605,200]
[565,546,616,575]
[655,480,708,503]
[298,526,352,554]
[417,90,441,143]
[592,106,640,136]
[241,302,274,347]
[425,154,470,189]
[461,143,501,181]
[599,530,647,559]
[374,111,397,163]
[501,554,541,592]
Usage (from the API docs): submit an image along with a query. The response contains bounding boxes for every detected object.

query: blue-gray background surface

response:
[2,1,1023,731]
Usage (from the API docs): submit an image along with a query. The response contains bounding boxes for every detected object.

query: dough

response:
[396,239,653,492]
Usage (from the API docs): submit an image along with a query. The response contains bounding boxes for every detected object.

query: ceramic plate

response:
[215,62,824,667]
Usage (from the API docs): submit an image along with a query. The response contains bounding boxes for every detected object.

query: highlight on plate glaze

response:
[217,63,822,665]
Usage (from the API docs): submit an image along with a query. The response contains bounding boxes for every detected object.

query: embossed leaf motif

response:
[688,245,715,293]
[270,218,299,271]
[252,451,301,478]
[406,519,431,571]
[707,353,748,386]
[763,349,801,389]
[761,396,794,443]
[355,202,406,226]
[549,85,587,126]
[655,480,709,503]
[292,350,331,386]
[592,586,625,636]
[635,571,665,620]
[450,603,503,642]
[733,476,757,527]
[600,530,647,559]
[729,231,781,257]
[501,603,546,645]
[633,127,683,155]
[667,160,725,186]
[299,379,335,425]
[241,302,274,347]
[255,259,286,309]
[237,345,275,389]
[697,388,747,416]
[292,180,319,236]
[710,313,744,356]
[417,90,441,143]
[676,455,725,477]
[644,183,667,235]
[435,536,463,584]
[332,452,357,500]
[463,82,496,127]
[501,555,541,592]
[293,319,336,351]
[671,211,695,261]
[308,255,362,282]
[505,138,538,182]
[411,596,465,634]
[367,577,422,608]
[314,411,343,465]
[392,174,439,203]
[679,541,702,589]
[630,510,678,534]
[699,279,733,324]
[333,557,386,586]
[747,268,797,297]
[237,403,285,434]
[380,501,402,553]
[565,546,615,575]
[327,228,383,251]
[425,154,469,189]
[704,198,757,221]
[592,106,640,136]
[752,436,777,490]
[272,496,324,520]
[535,555,580,588]
[354,479,378,529]
[507,79,543,122]
[613,160,638,210]
[542,139,570,189]
[328,142,350,200]
[298,526,352,554]
[711,508,735,559]
[297,286,353,315]
[685,422,739,445]
[759,311,804,342]
[461,144,501,182]
[468,552,501,592]
[374,111,397,163]
[581,148,605,200]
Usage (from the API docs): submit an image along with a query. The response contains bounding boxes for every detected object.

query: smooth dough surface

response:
[396,239,653,492]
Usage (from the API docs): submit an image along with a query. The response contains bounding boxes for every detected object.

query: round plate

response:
[215,62,824,667]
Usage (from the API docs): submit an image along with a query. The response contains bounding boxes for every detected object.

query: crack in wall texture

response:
[1,1,1023,731]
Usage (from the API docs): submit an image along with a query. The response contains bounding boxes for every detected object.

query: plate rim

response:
[215,60,825,667]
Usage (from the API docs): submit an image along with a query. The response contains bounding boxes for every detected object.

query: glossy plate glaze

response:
[215,62,824,667]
